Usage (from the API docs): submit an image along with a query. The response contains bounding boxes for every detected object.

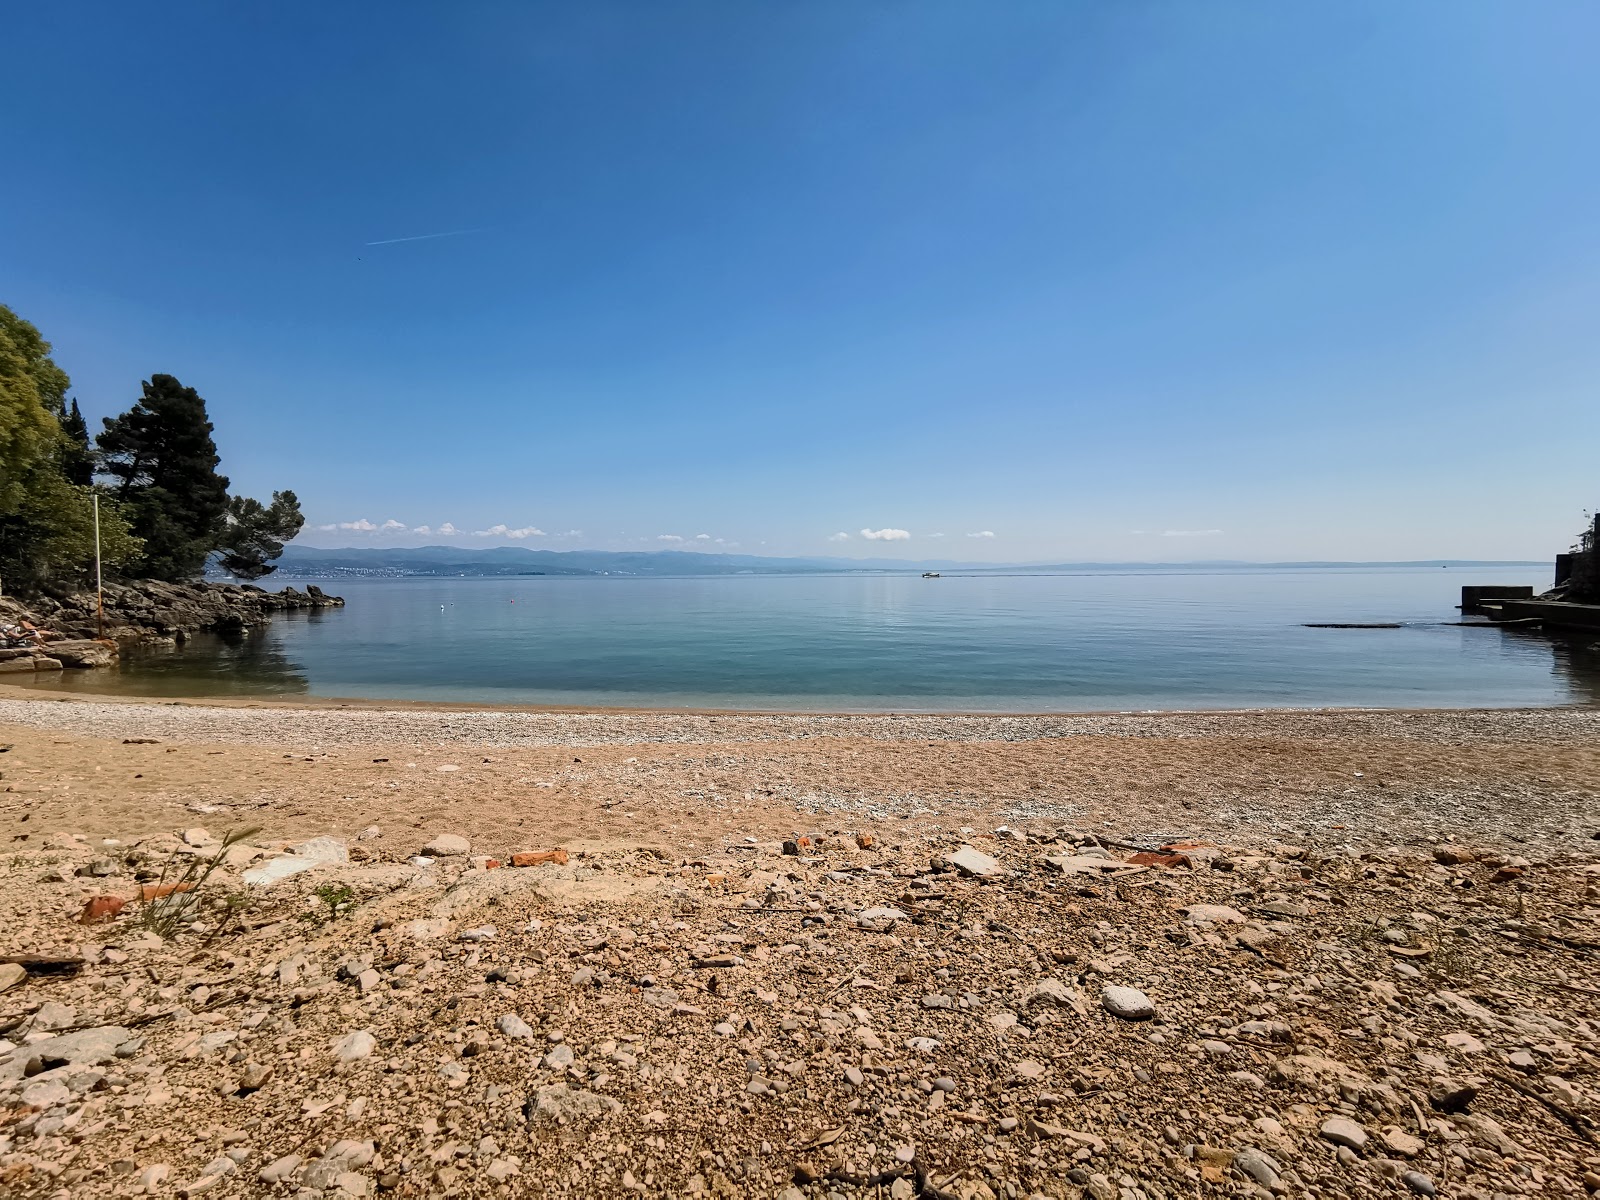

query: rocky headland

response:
[0,581,343,674]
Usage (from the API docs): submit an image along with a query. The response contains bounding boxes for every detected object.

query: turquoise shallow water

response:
[20,566,1598,711]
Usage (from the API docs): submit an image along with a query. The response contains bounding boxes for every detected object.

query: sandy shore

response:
[1,694,1595,860]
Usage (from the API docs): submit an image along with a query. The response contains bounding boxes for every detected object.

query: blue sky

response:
[4,2,1597,562]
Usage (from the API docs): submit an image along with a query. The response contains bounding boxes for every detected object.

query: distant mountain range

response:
[268,545,1549,579]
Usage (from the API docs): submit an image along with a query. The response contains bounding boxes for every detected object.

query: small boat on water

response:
[921,571,940,578]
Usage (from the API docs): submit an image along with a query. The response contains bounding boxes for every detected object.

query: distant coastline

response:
[268,543,1550,580]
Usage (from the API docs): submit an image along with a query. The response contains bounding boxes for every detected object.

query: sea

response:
[19,565,1598,712]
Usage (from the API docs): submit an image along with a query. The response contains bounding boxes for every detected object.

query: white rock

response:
[1100,985,1156,1021]
[422,833,471,857]
[497,1014,534,1040]
[332,1030,376,1062]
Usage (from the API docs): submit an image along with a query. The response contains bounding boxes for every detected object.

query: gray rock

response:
[423,833,471,857]
[1100,985,1155,1021]
[2,1025,131,1081]
[31,1001,76,1031]
[1182,903,1246,925]
[1402,1171,1436,1196]
[528,1083,621,1121]
[1232,1148,1280,1186]
[857,906,909,931]
[21,1078,71,1108]
[258,1155,301,1185]
[1320,1116,1368,1152]
[544,1043,574,1069]
[948,846,1002,877]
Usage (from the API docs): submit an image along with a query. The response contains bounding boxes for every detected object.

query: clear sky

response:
[4,2,1597,562]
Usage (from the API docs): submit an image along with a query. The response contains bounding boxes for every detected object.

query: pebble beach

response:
[0,693,1597,1198]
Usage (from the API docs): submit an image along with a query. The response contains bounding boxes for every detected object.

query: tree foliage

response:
[97,374,232,581]
[0,471,142,594]
[216,490,304,579]
[0,305,65,513]
[60,399,95,487]
[3,304,305,595]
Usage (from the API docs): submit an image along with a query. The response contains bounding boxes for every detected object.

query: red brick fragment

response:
[80,895,125,924]
[511,849,568,868]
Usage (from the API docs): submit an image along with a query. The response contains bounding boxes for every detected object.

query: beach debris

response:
[79,894,125,924]
[511,849,568,867]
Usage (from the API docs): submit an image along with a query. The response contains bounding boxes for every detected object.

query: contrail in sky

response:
[365,228,485,246]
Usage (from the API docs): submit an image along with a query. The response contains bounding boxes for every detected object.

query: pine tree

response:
[217,490,305,579]
[59,399,94,486]
[96,374,231,580]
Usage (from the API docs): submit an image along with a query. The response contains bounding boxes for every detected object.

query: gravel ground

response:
[2,826,1598,1200]
[1,697,1599,751]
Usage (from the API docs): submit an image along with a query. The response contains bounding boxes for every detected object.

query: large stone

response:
[528,1084,621,1122]
[948,846,1001,877]
[1182,903,1246,925]
[423,833,471,857]
[1,1025,132,1080]
[857,906,908,932]
[1100,985,1156,1021]
[1042,854,1125,875]
[45,639,117,669]
[497,1014,534,1041]
[1320,1116,1369,1152]
[332,1030,376,1062]
[0,962,26,993]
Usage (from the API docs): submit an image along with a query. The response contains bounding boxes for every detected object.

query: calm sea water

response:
[21,566,1598,711]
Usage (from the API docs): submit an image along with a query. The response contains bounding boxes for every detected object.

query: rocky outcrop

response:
[2,579,343,647]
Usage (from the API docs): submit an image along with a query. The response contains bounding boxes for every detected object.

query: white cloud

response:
[316,523,338,532]
[927,532,946,539]
[436,522,460,536]
[339,518,379,532]
[474,524,546,539]
[380,519,407,532]
[657,534,684,542]
[413,525,433,536]
[557,529,583,538]
[860,527,911,541]
[827,532,851,542]
[1161,529,1223,537]
[967,530,996,539]
[695,533,712,540]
